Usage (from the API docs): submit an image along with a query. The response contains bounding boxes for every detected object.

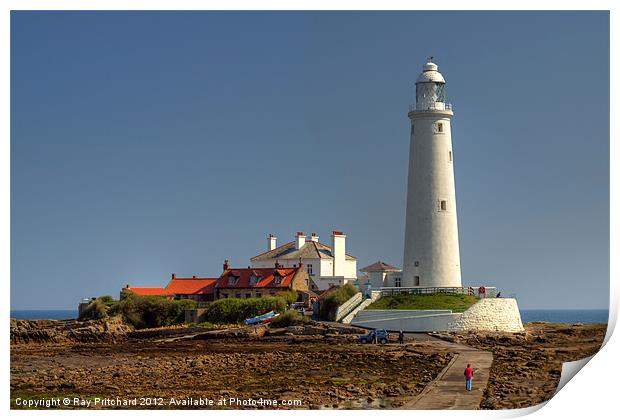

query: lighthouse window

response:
[437,123,444,133]
[448,151,452,162]
[414,276,420,286]
[395,277,401,287]
[411,124,415,135]
[440,200,447,211]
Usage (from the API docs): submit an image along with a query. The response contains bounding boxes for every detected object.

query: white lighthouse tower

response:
[402,58,462,288]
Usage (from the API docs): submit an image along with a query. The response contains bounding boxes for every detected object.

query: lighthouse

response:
[402,58,462,288]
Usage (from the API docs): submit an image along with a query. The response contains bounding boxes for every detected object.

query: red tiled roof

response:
[125,277,217,297]
[165,277,218,295]
[216,267,299,289]
[125,287,170,296]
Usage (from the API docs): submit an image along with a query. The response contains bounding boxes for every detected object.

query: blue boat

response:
[244,311,280,325]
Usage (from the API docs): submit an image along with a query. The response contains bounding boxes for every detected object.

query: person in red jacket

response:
[464,364,474,391]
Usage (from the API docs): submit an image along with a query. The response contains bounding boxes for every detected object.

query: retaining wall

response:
[334,292,363,322]
[351,309,459,332]
[341,291,382,324]
[447,298,524,332]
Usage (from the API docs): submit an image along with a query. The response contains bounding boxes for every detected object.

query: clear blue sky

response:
[11,11,609,310]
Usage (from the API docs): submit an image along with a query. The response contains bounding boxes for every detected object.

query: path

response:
[403,334,493,410]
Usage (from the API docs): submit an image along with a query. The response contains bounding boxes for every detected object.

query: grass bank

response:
[367,293,479,313]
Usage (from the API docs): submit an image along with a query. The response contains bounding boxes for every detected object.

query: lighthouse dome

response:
[416,60,446,84]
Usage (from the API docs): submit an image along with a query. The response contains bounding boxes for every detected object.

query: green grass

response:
[318,283,359,321]
[366,293,479,313]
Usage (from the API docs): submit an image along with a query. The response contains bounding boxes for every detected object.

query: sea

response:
[11,309,77,320]
[9,308,610,324]
[519,309,609,324]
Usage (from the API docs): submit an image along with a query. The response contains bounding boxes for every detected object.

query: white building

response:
[250,231,357,291]
[359,261,402,290]
[402,58,462,288]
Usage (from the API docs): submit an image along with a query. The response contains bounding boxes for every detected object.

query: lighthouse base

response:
[447,298,524,332]
[350,294,524,333]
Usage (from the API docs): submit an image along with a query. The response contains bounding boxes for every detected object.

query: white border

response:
[2,2,616,420]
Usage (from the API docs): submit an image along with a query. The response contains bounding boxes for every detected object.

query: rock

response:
[10,317,133,345]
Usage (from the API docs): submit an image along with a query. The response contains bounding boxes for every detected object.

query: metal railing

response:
[380,286,474,296]
[409,103,453,112]
[379,286,498,298]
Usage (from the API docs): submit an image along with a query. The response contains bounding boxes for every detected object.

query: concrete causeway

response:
[403,335,493,410]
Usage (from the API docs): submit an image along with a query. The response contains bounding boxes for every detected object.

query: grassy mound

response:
[318,283,359,321]
[367,293,479,313]
[203,296,287,324]
[109,294,197,329]
[269,310,306,328]
[80,294,198,329]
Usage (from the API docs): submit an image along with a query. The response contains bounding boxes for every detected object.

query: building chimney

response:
[295,231,306,250]
[310,232,319,242]
[268,233,277,251]
[223,259,230,271]
[331,231,346,277]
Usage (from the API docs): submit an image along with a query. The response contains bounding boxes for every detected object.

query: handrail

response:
[409,103,453,112]
[379,286,497,298]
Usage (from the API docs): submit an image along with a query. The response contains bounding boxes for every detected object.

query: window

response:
[249,273,261,285]
[395,277,401,287]
[245,293,252,299]
[222,293,228,299]
[235,293,241,299]
[414,261,420,267]
[228,275,239,285]
[307,264,313,275]
[255,292,262,298]
[448,151,452,162]
[274,275,282,284]
[440,200,447,211]
[437,123,444,133]
[414,276,420,286]
[411,124,415,135]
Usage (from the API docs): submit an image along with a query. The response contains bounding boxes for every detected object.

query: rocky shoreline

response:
[10,318,606,410]
[11,317,134,345]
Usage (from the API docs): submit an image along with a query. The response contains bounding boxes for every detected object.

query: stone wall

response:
[447,298,524,332]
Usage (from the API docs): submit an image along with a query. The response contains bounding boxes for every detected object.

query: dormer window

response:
[249,272,261,286]
[228,275,239,286]
[274,275,282,285]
